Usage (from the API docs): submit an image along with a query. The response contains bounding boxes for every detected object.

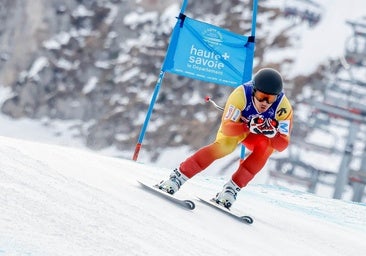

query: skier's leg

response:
[158,134,240,194]
[180,135,239,178]
[232,134,274,187]
[215,134,274,207]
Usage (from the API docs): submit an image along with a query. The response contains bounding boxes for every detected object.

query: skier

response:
[158,68,293,209]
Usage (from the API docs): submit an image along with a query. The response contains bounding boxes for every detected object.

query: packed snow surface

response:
[0,136,365,256]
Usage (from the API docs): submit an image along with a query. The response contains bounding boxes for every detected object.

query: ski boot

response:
[158,168,188,195]
[214,179,241,209]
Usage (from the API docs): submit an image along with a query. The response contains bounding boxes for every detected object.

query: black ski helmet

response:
[253,68,283,95]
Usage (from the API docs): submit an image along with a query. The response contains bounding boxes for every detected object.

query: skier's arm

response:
[270,96,293,152]
[221,86,249,137]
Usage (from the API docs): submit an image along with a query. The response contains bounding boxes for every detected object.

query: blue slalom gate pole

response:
[133,71,165,161]
[251,0,258,38]
[133,0,189,161]
[240,0,258,159]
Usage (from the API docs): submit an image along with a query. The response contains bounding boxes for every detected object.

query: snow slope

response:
[0,136,365,256]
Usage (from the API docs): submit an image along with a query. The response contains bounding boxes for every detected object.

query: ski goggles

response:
[253,90,277,104]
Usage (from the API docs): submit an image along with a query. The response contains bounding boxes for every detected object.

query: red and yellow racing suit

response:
[179,83,293,187]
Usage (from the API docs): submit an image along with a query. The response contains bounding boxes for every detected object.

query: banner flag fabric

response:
[162,14,255,87]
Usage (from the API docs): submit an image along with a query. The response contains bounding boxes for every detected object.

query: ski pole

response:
[205,96,248,123]
[205,96,224,111]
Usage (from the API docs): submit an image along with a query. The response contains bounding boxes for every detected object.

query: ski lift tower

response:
[310,99,366,201]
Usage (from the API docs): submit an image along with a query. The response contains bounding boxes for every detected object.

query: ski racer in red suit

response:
[158,68,293,209]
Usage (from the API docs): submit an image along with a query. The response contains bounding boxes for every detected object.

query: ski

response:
[197,197,253,224]
[138,181,195,210]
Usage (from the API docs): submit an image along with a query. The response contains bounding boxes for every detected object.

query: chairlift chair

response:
[344,20,366,67]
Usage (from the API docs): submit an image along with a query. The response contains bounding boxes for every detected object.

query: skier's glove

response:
[248,115,266,134]
[261,118,279,138]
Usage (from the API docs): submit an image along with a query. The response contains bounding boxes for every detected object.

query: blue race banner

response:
[163,15,254,87]
[133,0,258,161]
